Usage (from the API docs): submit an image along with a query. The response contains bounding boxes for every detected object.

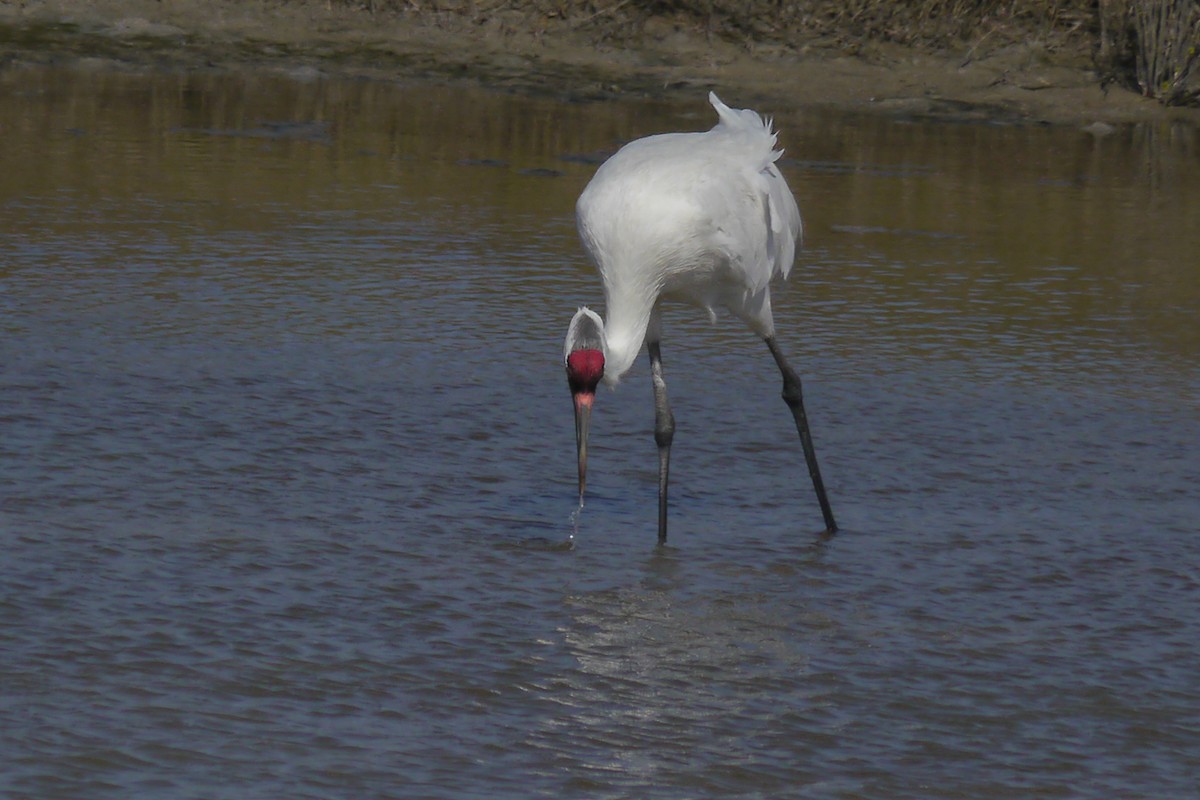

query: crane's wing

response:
[707,93,803,291]
[760,159,802,283]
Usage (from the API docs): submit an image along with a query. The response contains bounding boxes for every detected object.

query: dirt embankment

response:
[2,0,1198,127]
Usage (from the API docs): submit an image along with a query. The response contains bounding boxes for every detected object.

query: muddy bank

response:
[2,0,1197,127]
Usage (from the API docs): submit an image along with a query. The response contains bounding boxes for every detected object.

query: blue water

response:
[2,66,1198,798]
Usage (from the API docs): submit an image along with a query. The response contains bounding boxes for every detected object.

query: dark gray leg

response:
[648,339,675,544]
[765,335,838,534]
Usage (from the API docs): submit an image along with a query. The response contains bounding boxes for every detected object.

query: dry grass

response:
[328,0,1200,105]
[1133,0,1200,102]
[329,0,1098,49]
[1100,0,1200,104]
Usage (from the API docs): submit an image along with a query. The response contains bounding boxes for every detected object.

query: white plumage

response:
[574,92,802,384]
[563,93,837,542]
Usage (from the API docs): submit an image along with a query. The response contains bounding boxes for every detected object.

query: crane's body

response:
[575,95,802,383]
[564,93,838,542]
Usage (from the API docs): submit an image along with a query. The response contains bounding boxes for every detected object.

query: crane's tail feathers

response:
[709,93,801,279]
[708,92,780,154]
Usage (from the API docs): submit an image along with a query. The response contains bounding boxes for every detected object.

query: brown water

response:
[2,65,1199,798]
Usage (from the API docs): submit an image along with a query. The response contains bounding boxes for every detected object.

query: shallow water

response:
[2,66,1198,798]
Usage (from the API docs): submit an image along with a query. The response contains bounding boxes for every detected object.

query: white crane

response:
[563,92,838,543]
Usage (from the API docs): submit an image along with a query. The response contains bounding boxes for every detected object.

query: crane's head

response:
[564,307,606,502]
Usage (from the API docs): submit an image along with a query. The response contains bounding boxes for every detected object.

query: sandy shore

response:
[2,0,1198,127]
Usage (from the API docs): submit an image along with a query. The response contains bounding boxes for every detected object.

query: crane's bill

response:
[565,339,604,504]
[573,392,593,503]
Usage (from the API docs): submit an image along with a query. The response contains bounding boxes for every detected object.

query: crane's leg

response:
[647,339,675,544]
[764,336,839,534]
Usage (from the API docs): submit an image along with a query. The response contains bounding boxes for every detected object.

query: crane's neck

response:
[600,295,655,386]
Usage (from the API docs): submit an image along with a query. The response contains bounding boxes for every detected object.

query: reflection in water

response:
[4,65,1197,369]
[545,547,835,791]
[786,109,1200,373]
[2,64,1199,798]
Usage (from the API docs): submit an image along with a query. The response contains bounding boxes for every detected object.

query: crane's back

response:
[575,93,802,345]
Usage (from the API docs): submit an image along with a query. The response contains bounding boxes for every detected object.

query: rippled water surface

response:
[3,66,1199,798]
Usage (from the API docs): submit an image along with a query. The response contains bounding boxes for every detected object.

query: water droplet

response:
[568,499,584,540]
